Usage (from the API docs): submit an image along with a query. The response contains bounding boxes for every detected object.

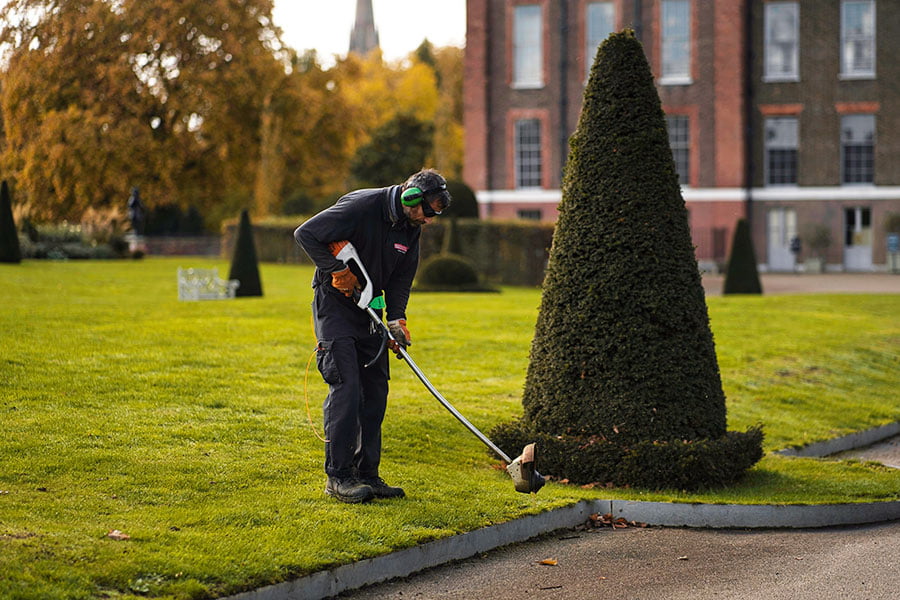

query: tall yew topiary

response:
[490,30,762,490]
[723,219,762,294]
[1,180,22,264]
[228,209,263,297]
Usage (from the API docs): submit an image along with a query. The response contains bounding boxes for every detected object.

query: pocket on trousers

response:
[316,340,342,385]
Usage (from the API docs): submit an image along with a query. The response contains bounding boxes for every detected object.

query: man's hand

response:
[387,319,411,355]
[331,266,359,297]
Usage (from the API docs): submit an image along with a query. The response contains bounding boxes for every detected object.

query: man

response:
[294,169,451,504]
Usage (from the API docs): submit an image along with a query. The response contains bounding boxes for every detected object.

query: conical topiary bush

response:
[723,219,762,294]
[228,209,263,297]
[0,180,22,264]
[490,30,762,490]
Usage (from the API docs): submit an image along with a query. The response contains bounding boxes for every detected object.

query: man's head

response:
[401,169,452,227]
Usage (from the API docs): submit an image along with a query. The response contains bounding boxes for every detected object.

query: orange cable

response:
[304,346,330,443]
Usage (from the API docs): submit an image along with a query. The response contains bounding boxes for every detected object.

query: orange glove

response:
[331,266,359,297]
[387,319,411,355]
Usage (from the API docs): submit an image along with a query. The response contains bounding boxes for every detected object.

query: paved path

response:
[338,521,900,600]
[701,272,900,296]
[835,435,900,469]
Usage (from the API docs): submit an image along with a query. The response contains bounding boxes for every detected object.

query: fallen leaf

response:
[599,576,608,580]
[677,556,688,561]
[107,530,131,541]
[538,558,558,566]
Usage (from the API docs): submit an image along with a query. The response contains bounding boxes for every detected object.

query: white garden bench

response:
[177,267,240,301]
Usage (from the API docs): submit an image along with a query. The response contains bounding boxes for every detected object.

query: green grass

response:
[1,258,898,599]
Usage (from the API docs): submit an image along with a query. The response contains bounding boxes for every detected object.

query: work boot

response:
[325,477,375,504]
[360,476,405,499]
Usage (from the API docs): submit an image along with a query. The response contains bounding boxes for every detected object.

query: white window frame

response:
[514,119,543,189]
[841,114,875,185]
[840,0,876,79]
[586,2,616,79]
[513,4,543,89]
[764,117,799,186]
[763,2,799,82]
[660,0,692,85]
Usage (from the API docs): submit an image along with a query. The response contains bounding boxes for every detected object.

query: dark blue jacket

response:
[294,185,420,326]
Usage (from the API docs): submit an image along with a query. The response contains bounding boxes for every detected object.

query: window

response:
[515,119,542,188]
[661,0,691,83]
[764,2,799,81]
[666,115,690,185]
[845,207,872,246]
[765,117,798,185]
[517,209,542,221]
[513,4,543,88]
[586,2,615,78]
[841,114,874,184]
[841,0,875,78]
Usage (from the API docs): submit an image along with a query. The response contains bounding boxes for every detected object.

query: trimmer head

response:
[506,443,546,494]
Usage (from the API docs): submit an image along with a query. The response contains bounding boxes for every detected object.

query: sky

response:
[272,0,466,66]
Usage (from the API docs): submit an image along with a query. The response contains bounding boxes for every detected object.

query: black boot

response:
[325,477,375,504]
[360,476,405,499]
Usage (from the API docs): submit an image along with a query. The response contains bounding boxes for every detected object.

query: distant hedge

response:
[222,217,555,287]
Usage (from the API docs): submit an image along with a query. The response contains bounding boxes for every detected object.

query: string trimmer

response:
[328,241,545,494]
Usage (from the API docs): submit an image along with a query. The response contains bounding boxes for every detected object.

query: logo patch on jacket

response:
[394,243,408,254]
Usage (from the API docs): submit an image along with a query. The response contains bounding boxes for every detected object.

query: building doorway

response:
[844,207,873,271]
[767,208,797,271]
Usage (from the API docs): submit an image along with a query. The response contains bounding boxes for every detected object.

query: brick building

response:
[463,0,900,271]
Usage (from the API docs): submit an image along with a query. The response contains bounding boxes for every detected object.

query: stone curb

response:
[225,422,900,600]
[775,421,900,458]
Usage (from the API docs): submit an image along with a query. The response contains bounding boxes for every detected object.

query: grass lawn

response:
[1,257,898,599]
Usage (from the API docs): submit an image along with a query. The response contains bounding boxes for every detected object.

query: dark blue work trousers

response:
[313,289,390,479]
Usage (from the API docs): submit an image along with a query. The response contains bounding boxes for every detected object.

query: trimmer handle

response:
[329,240,375,310]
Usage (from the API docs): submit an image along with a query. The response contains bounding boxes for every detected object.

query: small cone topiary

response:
[723,219,762,294]
[0,180,22,264]
[490,30,762,490]
[228,209,263,297]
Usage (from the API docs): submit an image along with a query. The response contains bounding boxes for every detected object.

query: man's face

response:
[404,197,443,227]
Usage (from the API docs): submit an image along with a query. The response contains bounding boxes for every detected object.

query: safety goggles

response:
[421,201,443,218]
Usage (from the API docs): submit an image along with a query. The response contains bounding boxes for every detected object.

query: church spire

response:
[349,0,380,56]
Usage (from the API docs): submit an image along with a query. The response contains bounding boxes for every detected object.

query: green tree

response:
[349,113,433,188]
[491,30,761,490]
[723,219,762,294]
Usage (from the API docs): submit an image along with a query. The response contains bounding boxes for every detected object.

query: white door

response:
[767,208,797,271]
[844,207,873,271]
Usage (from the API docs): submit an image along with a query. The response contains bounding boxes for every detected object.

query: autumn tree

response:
[0,0,285,223]
[0,1,466,224]
[273,51,356,214]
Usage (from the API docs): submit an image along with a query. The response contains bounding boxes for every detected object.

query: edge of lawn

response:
[222,421,900,600]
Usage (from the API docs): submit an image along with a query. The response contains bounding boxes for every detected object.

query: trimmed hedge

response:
[723,218,762,294]
[228,210,263,297]
[490,30,762,490]
[491,420,764,490]
[414,253,498,292]
[1,180,22,263]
